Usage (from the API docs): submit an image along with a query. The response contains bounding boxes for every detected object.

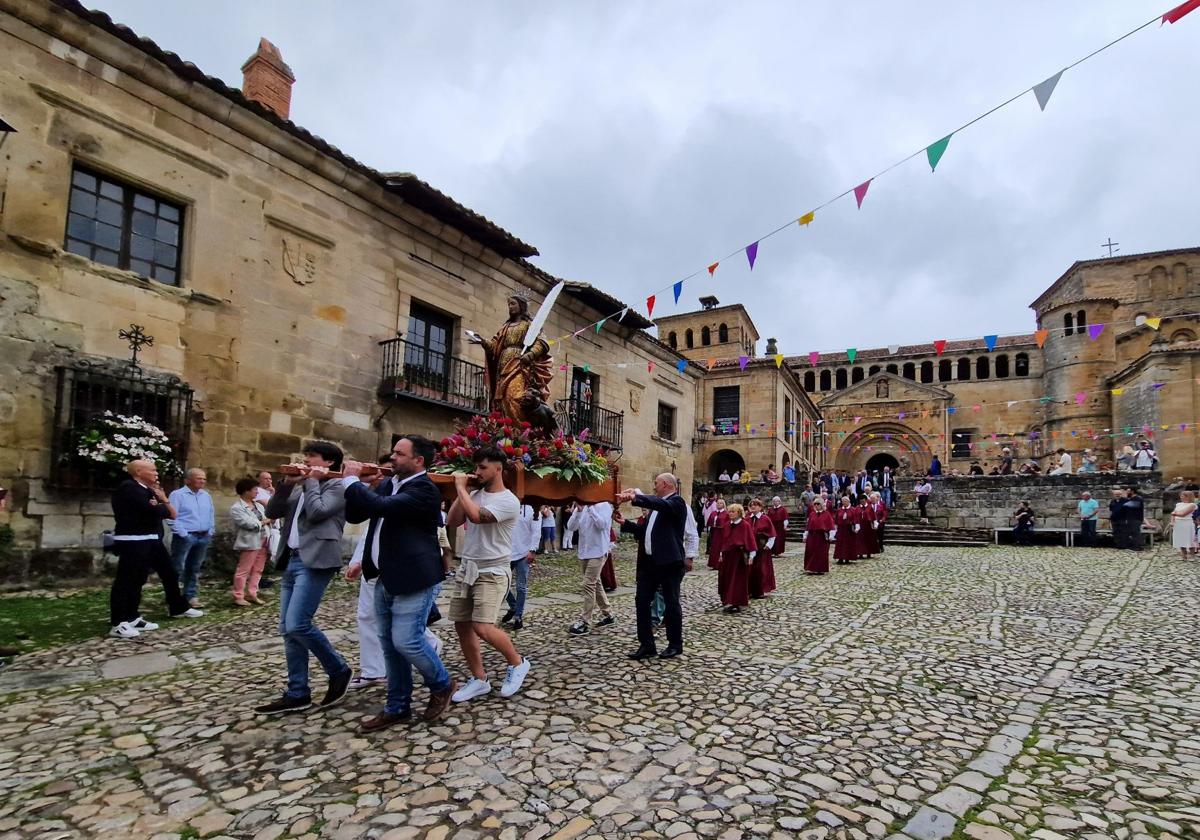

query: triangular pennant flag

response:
[853,179,872,209]
[809,351,820,366]
[1075,392,1087,405]
[1035,329,1049,348]
[774,354,783,369]
[582,364,591,373]
[617,307,628,322]
[1111,388,1123,396]
[853,416,862,424]
[934,339,947,356]
[1163,0,1200,24]
[847,348,858,364]
[1087,323,1105,340]
[572,328,585,338]
[926,135,952,172]
[676,359,687,373]
[1033,70,1064,111]
[745,242,759,270]
[973,404,982,412]
[673,280,684,304]
[947,406,957,414]
[707,358,717,370]
[797,211,815,227]
[647,361,655,373]
[1145,316,1162,330]
[1152,382,1164,389]
[738,356,749,371]
[594,319,606,334]
[559,364,568,371]
[707,262,719,276]
[921,410,930,418]
[984,335,998,352]
[646,295,656,318]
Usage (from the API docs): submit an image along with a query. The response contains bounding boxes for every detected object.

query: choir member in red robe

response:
[706,498,729,570]
[717,503,755,612]
[767,497,790,555]
[833,497,859,565]
[747,498,778,598]
[869,492,888,554]
[601,526,618,591]
[856,497,877,558]
[803,499,835,574]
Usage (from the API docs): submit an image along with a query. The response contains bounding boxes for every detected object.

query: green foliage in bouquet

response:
[433,411,611,484]
[70,412,182,476]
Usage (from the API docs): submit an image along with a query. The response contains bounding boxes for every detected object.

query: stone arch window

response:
[835,368,848,390]
[869,365,881,376]
[902,362,916,380]
[819,369,832,391]
[920,360,934,383]
[667,331,677,349]
[803,370,816,391]
[701,326,711,346]
[685,328,694,349]
[718,323,729,343]
[976,356,990,379]
[1064,312,1074,336]
[1076,310,1086,332]
[938,359,953,382]
[886,363,898,374]
[1170,329,1196,344]
[957,358,971,380]
[852,367,865,384]
[1015,353,1029,376]
[995,354,1010,378]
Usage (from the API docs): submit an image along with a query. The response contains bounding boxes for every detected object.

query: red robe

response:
[767,505,790,554]
[804,509,835,574]
[856,503,877,558]
[601,527,618,590]
[718,517,755,607]
[748,513,777,597]
[870,502,888,554]
[706,510,730,569]
[834,506,859,563]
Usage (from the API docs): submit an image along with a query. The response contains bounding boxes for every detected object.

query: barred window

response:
[657,402,677,441]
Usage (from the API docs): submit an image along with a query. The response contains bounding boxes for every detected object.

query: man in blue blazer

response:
[342,434,455,732]
[617,473,689,660]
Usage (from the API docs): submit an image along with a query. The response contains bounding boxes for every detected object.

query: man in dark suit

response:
[256,441,351,716]
[342,435,455,732]
[617,473,689,660]
[108,459,202,638]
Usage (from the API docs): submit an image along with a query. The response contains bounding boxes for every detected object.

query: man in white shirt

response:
[568,501,617,635]
[717,470,731,483]
[446,446,532,702]
[502,505,541,631]
[1132,440,1157,470]
[1049,448,1073,475]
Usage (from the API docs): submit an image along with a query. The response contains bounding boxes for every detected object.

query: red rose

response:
[554,439,564,450]
[441,438,452,447]
[538,447,550,458]
[565,435,575,445]
[504,444,516,456]
[521,421,532,429]
[479,432,490,442]
[464,427,477,440]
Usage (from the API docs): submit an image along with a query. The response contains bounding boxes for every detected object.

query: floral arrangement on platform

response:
[71,412,181,476]
[433,411,611,483]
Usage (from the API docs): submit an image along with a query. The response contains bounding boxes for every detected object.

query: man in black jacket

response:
[109,459,201,639]
[618,473,689,660]
[342,435,455,731]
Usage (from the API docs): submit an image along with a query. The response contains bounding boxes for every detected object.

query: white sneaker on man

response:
[500,658,532,698]
[425,628,444,658]
[452,677,492,703]
[130,617,159,631]
[170,608,204,619]
[109,622,140,639]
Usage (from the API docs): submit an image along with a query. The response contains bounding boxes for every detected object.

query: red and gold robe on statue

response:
[856,502,877,558]
[718,516,755,608]
[767,504,790,555]
[834,505,859,564]
[804,508,835,574]
[748,513,778,598]
[706,509,729,569]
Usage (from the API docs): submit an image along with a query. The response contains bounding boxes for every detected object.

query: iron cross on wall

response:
[118,324,155,368]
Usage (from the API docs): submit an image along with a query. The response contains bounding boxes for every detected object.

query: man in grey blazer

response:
[255,441,352,715]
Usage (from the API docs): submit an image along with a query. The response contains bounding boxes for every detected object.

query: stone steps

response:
[785,518,992,548]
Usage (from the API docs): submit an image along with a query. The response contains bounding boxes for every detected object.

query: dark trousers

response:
[917,495,929,518]
[109,539,189,626]
[635,562,684,651]
[1014,523,1034,546]
[1116,521,1144,550]
[1079,520,1097,547]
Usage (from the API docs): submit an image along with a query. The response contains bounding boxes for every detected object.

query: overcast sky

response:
[98,1,1198,354]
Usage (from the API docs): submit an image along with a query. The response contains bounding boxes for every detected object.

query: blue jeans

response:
[374,582,450,715]
[170,533,211,601]
[882,488,893,508]
[506,558,529,618]
[650,590,665,623]
[278,563,347,700]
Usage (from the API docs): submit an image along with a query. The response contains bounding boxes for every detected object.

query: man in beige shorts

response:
[445,445,532,702]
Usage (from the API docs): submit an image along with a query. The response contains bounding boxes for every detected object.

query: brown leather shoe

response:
[359,710,412,733]
[422,680,456,722]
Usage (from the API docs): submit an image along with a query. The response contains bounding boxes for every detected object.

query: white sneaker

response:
[171,608,204,618]
[109,622,140,639]
[452,677,492,703]
[130,617,159,631]
[425,628,444,659]
[500,658,531,698]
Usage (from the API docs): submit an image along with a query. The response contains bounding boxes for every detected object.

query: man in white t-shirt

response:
[1049,448,1073,475]
[567,501,616,635]
[1132,440,1157,470]
[445,446,531,702]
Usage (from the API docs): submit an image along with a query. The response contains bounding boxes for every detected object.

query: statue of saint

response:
[470,293,555,429]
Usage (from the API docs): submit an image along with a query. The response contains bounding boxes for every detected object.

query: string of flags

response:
[534,1,1196,350]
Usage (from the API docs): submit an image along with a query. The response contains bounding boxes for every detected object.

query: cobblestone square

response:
[2,543,1198,840]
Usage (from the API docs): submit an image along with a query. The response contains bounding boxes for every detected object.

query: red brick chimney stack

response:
[240,38,295,119]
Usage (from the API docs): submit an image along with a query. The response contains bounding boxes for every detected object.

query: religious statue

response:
[470,292,557,431]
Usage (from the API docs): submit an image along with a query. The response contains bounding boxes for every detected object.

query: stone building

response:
[654,298,823,480]
[789,248,1200,478]
[0,0,699,576]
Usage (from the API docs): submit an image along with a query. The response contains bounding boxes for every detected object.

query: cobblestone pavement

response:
[1,544,1198,840]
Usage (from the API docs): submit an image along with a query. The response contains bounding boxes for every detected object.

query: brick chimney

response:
[240,38,295,119]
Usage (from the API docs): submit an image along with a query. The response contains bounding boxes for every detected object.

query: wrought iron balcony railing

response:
[379,337,487,414]
[554,397,624,451]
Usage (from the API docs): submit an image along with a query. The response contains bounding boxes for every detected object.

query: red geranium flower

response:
[538,447,550,458]
[463,427,477,439]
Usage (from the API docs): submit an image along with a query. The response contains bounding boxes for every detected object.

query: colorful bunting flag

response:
[746,242,759,270]
[984,335,998,352]
[1163,0,1200,24]
[854,416,862,424]
[707,262,719,276]
[808,351,820,366]
[1145,316,1162,330]
[676,359,687,373]
[673,280,684,304]
[798,211,815,226]
[573,328,585,338]
[738,355,749,371]
[774,354,784,368]
[1075,392,1086,405]
[707,358,716,370]
[595,319,606,334]
[1111,388,1123,396]
[646,295,656,318]
[847,348,858,363]
[888,344,900,355]
[926,135,952,172]
[1152,382,1164,389]
[934,339,947,356]
[559,364,568,371]
[853,180,872,209]
[947,406,957,414]
[1033,70,1064,111]
[1087,323,1105,340]
[1035,329,1049,348]
[647,361,655,373]
[617,307,628,322]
